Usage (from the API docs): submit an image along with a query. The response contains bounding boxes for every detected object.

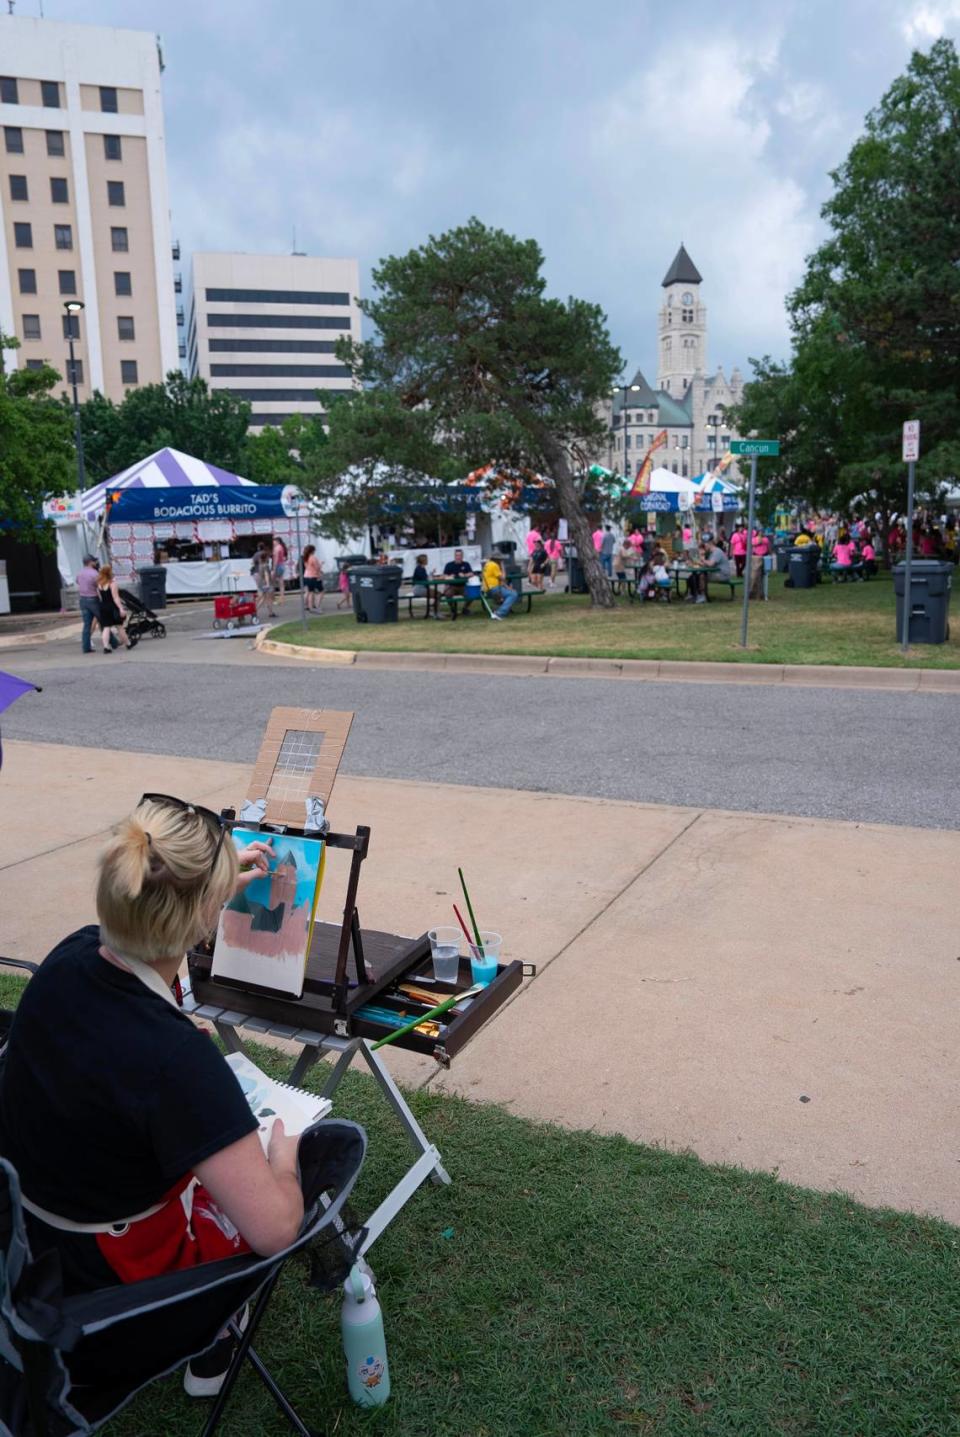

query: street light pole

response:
[63,300,86,495]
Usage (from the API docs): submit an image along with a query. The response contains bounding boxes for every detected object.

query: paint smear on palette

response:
[211,828,326,997]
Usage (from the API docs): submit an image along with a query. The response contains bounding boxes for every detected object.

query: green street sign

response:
[730,438,780,456]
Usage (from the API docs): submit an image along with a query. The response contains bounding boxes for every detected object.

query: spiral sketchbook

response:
[225,1052,331,1151]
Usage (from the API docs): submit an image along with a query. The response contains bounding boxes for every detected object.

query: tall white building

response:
[608,244,743,480]
[183,253,360,430]
[0,15,178,402]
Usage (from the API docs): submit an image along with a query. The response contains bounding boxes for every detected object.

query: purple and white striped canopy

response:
[80,447,255,519]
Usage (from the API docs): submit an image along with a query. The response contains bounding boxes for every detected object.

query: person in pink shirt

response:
[628,527,645,554]
[592,527,604,552]
[830,531,859,581]
[729,524,748,577]
[525,526,542,557]
[544,535,563,582]
[860,539,877,577]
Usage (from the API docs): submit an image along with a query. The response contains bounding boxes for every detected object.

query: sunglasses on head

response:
[139,793,228,875]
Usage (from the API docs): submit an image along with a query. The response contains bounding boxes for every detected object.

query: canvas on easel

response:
[211,707,354,998]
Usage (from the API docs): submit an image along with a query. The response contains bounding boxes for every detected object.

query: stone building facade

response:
[606,244,744,482]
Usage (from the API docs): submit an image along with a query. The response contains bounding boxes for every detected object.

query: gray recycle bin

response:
[775,544,791,574]
[137,565,168,611]
[348,564,402,623]
[566,549,589,594]
[788,546,819,589]
[893,559,951,644]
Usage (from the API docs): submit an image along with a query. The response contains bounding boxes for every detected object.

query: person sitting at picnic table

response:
[0,797,303,1397]
[860,537,878,578]
[528,540,550,590]
[651,551,672,597]
[412,553,430,597]
[831,530,858,579]
[482,553,519,620]
[442,549,474,612]
[614,538,635,587]
[685,533,727,605]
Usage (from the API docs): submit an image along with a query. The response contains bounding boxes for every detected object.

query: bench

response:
[704,575,744,601]
[446,587,544,619]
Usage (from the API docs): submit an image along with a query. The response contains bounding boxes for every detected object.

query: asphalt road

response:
[5,651,957,830]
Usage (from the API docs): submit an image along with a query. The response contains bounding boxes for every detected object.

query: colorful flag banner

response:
[629,430,668,497]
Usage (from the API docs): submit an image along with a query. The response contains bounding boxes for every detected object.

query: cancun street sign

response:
[730,439,780,457]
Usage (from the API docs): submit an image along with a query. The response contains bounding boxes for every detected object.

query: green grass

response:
[0,975,955,1436]
[270,573,960,668]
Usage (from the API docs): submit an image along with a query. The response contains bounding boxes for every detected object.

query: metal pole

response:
[295,497,306,634]
[67,328,86,492]
[739,454,758,647]
[901,459,916,653]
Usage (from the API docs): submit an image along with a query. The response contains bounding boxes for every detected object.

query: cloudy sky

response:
[31,0,960,382]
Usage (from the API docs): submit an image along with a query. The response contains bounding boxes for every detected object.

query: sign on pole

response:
[902,420,920,463]
[730,439,780,457]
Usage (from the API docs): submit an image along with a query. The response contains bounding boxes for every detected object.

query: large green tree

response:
[733,39,960,539]
[242,410,330,487]
[313,219,622,605]
[0,337,74,546]
[77,372,252,483]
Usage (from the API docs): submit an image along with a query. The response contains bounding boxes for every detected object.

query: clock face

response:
[681,291,694,306]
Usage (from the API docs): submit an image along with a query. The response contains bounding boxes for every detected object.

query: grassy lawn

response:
[0,969,954,1436]
[269,572,960,668]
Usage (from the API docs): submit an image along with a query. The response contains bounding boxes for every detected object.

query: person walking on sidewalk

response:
[96,565,135,652]
[482,554,519,620]
[300,545,323,613]
[76,555,102,654]
[252,541,275,620]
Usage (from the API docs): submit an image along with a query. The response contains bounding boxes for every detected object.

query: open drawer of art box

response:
[187,706,525,1065]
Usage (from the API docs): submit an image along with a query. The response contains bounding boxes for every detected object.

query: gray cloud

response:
[40,0,960,378]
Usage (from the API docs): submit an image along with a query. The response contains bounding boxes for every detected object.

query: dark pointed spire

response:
[662,244,702,287]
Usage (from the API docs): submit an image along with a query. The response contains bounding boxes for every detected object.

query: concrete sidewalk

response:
[3,739,958,1225]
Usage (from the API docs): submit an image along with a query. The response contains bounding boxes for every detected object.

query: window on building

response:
[50,176,68,203]
[25,359,45,371]
[40,80,61,108]
[682,308,693,323]
[54,224,73,250]
[62,313,79,339]
[117,316,135,341]
[45,130,65,156]
[21,315,41,340]
[103,133,122,161]
[0,77,18,104]
[13,222,32,249]
[107,180,125,207]
[120,359,138,385]
[110,226,129,252]
[18,268,36,294]
[4,127,24,154]
[67,357,84,385]
[8,174,27,201]
[99,86,118,113]
[58,270,77,295]
[114,271,132,296]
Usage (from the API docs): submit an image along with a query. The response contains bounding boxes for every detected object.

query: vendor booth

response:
[78,448,303,597]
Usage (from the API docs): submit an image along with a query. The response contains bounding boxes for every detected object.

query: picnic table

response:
[402,576,545,619]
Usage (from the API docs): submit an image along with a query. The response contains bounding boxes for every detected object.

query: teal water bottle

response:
[341,1265,391,1406]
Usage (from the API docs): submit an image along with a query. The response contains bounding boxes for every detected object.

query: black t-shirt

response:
[0,927,257,1285]
[443,560,471,577]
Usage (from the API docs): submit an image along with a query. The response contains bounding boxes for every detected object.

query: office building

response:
[0,15,178,403]
[183,253,360,429]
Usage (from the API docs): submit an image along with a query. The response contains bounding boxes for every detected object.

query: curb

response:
[251,636,960,691]
[0,619,82,650]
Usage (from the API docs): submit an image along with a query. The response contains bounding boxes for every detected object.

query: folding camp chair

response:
[0,1119,367,1437]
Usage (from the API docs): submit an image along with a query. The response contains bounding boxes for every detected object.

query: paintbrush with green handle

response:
[458,866,484,956]
[370,983,485,1050]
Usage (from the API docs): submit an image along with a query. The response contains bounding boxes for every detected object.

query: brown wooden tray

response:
[188,924,522,1064]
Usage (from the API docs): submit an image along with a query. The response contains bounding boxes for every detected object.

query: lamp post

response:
[63,300,86,495]
[610,381,642,483]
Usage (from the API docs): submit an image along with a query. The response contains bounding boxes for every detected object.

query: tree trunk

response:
[543,438,615,608]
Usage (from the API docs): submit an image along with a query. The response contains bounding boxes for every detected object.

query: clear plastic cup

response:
[468,931,501,986]
[428,927,462,983]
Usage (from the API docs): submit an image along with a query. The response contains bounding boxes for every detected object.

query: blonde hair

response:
[97,798,238,962]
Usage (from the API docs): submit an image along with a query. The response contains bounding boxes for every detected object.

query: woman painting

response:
[0,798,302,1396]
[96,564,135,652]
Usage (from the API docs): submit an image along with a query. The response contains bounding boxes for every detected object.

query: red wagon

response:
[212,593,257,629]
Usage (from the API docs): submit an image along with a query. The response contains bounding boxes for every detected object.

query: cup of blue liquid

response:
[428,927,462,983]
[469,932,501,987]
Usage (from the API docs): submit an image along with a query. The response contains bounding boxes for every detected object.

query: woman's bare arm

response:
[194,1120,304,1256]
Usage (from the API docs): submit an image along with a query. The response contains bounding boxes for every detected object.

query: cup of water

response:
[428,927,462,983]
[468,931,501,987]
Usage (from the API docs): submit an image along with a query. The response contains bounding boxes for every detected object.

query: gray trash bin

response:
[137,565,167,611]
[788,546,819,589]
[893,560,952,643]
[348,565,402,623]
[775,544,791,574]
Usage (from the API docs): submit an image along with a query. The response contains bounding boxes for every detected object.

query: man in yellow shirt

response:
[481,555,519,620]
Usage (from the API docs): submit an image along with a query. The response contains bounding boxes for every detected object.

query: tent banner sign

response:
[105,485,302,524]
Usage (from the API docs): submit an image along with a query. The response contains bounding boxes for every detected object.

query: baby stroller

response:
[119,588,166,641]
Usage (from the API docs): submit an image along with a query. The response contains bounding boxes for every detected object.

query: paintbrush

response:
[457,867,484,957]
[371,983,484,1050]
[452,902,474,953]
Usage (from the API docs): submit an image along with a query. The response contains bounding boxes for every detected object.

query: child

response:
[337,565,351,609]
[412,554,429,597]
[860,538,877,578]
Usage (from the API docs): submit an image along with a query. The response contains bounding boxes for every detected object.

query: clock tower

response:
[657,243,706,397]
